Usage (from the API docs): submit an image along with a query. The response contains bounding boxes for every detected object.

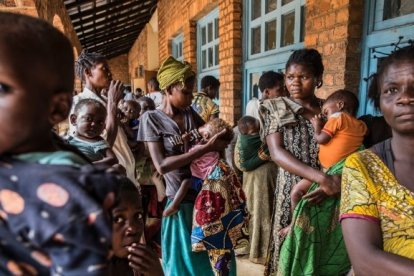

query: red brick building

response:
[2,0,414,124]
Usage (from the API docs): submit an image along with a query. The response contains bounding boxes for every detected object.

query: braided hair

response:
[75,50,106,82]
[285,48,324,86]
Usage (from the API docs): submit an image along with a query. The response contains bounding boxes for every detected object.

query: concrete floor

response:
[236,256,265,276]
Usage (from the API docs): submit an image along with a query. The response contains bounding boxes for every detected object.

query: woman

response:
[340,45,414,274]
[73,51,136,183]
[137,56,231,276]
[260,49,341,275]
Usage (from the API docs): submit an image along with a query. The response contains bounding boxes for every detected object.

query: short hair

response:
[137,97,156,110]
[113,178,141,209]
[259,71,284,92]
[286,48,324,78]
[206,118,234,142]
[0,12,74,93]
[147,77,160,90]
[201,75,220,90]
[326,89,359,115]
[238,116,259,135]
[75,50,106,82]
[123,99,141,110]
[73,99,106,116]
[368,45,414,110]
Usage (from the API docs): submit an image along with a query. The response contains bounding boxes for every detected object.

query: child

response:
[279,89,367,236]
[0,12,123,275]
[107,181,163,276]
[120,99,141,144]
[67,99,118,166]
[235,116,271,171]
[162,118,232,217]
[137,96,156,117]
[189,119,249,276]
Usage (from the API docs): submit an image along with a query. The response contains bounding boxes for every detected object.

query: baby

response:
[236,116,271,171]
[137,96,156,117]
[280,89,367,236]
[162,118,234,217]
[68,99,118,166]
[0,12,125,275]
[120,100,141,140]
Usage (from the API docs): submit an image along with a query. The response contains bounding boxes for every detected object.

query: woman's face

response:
[86,61,112,90]
[168,77,195,110]
[111,192,144,258]
[380,61,414,135]
[285,63,319,100]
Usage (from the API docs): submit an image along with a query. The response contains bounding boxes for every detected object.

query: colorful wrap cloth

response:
[157,56,195,90]
[234,133,271,172]
[277,158,351,276]
[191,160,249,252]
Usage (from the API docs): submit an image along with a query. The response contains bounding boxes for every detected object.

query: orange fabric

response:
[319,112,367,168]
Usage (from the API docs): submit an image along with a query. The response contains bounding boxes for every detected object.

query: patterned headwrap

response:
[157,56,194,90]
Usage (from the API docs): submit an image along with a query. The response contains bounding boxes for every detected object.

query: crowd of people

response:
[0,12,413,276]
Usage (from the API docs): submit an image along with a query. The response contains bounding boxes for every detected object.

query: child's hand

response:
[310,114,324,131]
[127,243,163,276]
[317,174,341,196]
[181,132,192,142]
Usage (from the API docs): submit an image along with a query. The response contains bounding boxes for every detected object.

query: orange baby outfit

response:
[319,112,367,168]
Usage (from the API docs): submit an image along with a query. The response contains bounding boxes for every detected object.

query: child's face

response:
[198,124,213,140]
[0,53,61,154]
[122,102,140,120]
[380,61,414,135]
[86,61,112,90]
[322,100,342,118]
[112,192,144,258]
[285,64,319,100]
[72,104,106,140]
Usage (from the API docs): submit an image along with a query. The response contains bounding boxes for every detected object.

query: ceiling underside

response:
[64,0,157,59]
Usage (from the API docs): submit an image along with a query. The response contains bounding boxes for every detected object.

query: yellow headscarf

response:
[157,56,194,90]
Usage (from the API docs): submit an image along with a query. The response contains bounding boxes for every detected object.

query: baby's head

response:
[259,71,286,100]
[137,97,156,117]
[238,116,260,135]
[111,181,144,258]
[121,100,141,120]
[322,89,359,118]
[0,12,74,155]
[198,118,234,142]
[70,99,107,140]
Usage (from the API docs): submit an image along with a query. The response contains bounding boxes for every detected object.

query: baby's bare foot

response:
[279,225,292,238]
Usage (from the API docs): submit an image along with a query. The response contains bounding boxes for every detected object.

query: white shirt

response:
[147,91,163,108]
[245,97,261,120]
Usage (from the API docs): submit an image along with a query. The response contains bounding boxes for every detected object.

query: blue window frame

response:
[172,33,184,62]
[358,0,414,115]
[243,0,305,112]
[197,8,219,90]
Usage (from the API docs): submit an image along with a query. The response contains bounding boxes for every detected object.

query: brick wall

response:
[129,24,148,90]
[156,0,242,125]
[305,0,364,98]
[108,54,130,84]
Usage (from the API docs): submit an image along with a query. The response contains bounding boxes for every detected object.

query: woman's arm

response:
[342,219,414,275]
[266,132,340,195]
[147,130,228,175]
[105,80,124,147]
